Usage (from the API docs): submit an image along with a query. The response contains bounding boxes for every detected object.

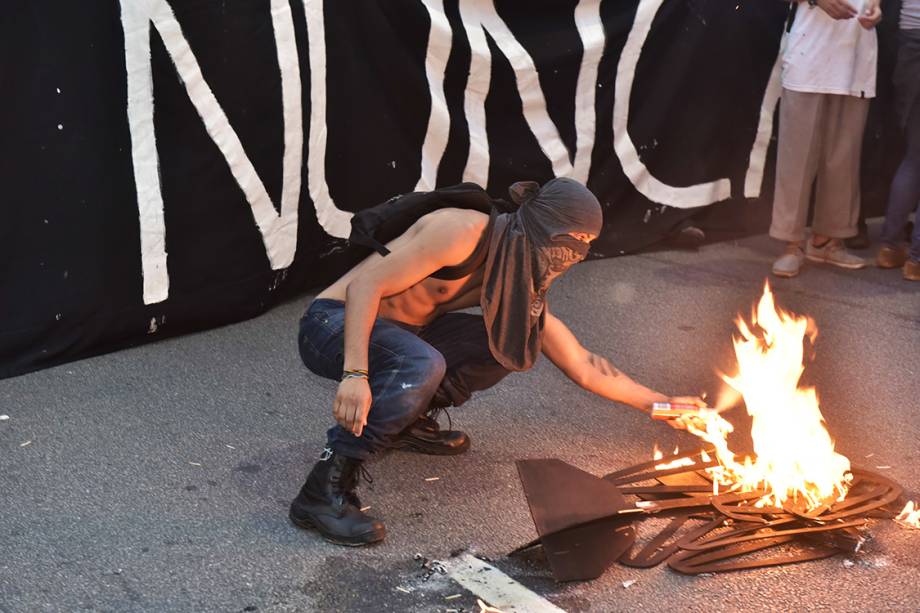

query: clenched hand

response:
[857,0,882,29]
[662,395,708,431]
[817,0,858,20]
[334,377,372,437]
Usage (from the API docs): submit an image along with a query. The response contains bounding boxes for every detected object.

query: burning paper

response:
[665,282,852,511]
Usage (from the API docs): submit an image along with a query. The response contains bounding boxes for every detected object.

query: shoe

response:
[666,224,706,251]
[904,259,920,281]
[394,409,470,456]
[806,239,866,270]
[289,448,385,546]
[876,245,907,269]
[845,221,869,250]
[772,243,805,278]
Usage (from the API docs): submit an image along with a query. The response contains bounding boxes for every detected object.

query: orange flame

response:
[663,281,852,510]
[652,445,695,470]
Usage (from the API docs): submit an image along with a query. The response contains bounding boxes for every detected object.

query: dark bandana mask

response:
[481,178,603,370]
[531,238,590,317]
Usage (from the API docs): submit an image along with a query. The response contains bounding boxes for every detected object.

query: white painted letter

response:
[457,0,577,185]
[121,0,350,305]
[614,0,784,207]
[302,0,353,238]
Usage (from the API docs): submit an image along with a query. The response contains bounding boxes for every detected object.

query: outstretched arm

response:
[541,311,699,414]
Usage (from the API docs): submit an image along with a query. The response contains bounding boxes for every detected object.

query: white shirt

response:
[782,5,878,98]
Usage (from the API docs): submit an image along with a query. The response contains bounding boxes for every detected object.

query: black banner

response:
[0,1,898,378]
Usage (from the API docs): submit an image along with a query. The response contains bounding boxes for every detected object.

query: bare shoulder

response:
[414,208,489,248]
[423,208,489,233]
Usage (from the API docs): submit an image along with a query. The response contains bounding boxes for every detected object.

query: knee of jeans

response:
[414,347,446,388]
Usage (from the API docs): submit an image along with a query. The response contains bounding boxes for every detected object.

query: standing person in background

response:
[876,0,920,281]
[770,0,883,278]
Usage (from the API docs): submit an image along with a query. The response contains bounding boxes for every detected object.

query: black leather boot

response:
[289,449,385,546]
[394,408,470,456]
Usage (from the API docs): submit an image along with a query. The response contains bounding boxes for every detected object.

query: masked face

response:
[530,234,591,317]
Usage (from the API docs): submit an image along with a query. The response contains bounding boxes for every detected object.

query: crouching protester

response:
[290,178,703,546]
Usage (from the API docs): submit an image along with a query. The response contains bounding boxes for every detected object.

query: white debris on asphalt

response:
[0,415,9,421]
[425,477,440,482]
[395,586,413,594]
[445,594,462,600]
[20,440,32,447]
[360,506,371,512]
[225,444,236,449]
[189,462,202,466]
[843,559,855,568]
[477,598,507,613]
[622,579,638,589]
[445,554,563,612]
[875,465,892,470]
[861,557,890,568]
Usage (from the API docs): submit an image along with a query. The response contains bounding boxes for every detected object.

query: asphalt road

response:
[2,226,919,612]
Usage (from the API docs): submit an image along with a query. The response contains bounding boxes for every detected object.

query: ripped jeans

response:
[298,299,511,460]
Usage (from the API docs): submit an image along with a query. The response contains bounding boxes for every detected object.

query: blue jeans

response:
[298,299,511,460]
[881,67,920,262]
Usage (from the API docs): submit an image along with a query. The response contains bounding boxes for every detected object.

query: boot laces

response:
[426,405,453,432]
[340,462,373,510]
[338,460,373,493]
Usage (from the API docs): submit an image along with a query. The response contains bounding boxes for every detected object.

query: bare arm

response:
[335,212,485,435]
[782,0,859,20]
[813,0,858,19]
[540,311,669,412]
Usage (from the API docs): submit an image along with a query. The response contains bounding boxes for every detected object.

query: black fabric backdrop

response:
[0,0,902,379]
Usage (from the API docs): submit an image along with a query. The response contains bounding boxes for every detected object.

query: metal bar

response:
[621,514,725,569]
[631,490,766,513]
[608,461,720,486]
[619,485,715,494]
[603,447,715,482]
[680,519,869,552]
[669,538,837,574]
[801,525,870,553]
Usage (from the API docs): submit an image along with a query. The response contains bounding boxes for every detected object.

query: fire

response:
[652,445,695,470]
[895,501,920,529]
[671,282,852,510]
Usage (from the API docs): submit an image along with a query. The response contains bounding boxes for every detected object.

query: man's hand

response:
[334,378,372,437]
[857,0,881,28]
[661,396,707,431]
[817,0,857,19]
